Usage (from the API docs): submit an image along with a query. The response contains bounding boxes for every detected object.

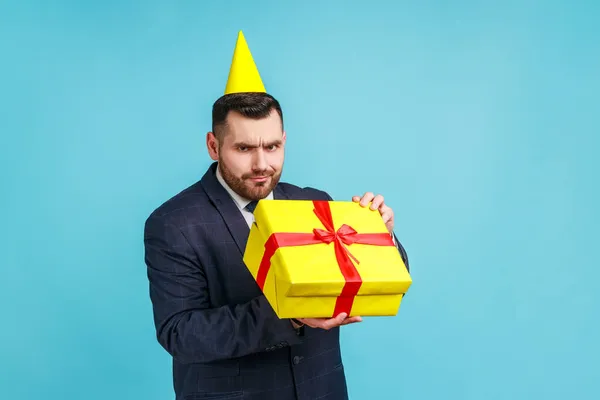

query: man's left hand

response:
[352,192,394,233]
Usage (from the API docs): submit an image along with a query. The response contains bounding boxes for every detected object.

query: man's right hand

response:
[294,313,362,330]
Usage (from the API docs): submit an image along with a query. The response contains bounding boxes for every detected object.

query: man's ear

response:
[282,130,287,144]
[206,131,219,161]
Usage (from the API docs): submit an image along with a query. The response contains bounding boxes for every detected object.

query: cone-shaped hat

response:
[224,31,266,94]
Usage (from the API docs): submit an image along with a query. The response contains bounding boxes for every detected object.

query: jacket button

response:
[293,356,303,365]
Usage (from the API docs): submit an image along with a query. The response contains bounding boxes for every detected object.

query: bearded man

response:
[143,32,409,400]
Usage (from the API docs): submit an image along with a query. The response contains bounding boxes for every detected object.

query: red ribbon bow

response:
[255,200,395,317]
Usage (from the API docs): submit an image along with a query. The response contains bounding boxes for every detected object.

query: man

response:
[143,32,409,400]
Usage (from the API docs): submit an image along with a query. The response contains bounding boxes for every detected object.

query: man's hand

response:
[294,313,362,330]
[352,192,394,233]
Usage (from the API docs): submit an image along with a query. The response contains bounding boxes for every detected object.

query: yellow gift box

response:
[243,199,412,319]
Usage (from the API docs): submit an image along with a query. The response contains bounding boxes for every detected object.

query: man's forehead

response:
[225,117,282,143]
[228,130,283,144]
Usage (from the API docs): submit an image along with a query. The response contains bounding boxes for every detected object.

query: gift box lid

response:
[247,199,412,297]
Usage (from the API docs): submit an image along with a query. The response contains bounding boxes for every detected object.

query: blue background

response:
[1,1,599,399]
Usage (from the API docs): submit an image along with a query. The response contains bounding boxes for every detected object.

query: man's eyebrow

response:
[234,140,282,147]
[263,139,283,146]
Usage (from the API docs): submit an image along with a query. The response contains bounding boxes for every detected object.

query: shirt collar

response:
[215,163,273,210]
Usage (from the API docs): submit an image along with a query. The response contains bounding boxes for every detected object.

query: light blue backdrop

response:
[1,1,599,399]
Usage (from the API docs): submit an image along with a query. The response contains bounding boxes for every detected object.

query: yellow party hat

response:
[224,31,266,94]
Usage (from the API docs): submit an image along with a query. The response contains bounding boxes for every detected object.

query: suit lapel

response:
[200,163,250,255]
[273,183,289,200]
[200,162,290,255]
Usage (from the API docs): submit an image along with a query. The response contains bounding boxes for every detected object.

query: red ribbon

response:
[255,200,395,317]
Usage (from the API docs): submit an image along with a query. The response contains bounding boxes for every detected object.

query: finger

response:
[298,313,348,330]
[341,316,363,325]
[330,312,348,327]
[370,194,384,210]
[378,202,392,216]
[297,318,322,326]
[323,312,349,330]
[381,208,393,223]
[299,319,323,329]
[352,196,360,203]
[296,318,310,327]
[360,192,374,207]
[377,202,390,213]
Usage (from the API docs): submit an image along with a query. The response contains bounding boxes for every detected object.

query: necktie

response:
[244,200,258,213]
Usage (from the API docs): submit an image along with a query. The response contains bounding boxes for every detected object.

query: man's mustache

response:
[243,171,275,179]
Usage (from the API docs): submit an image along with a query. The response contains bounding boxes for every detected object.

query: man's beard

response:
[218,161,282,201]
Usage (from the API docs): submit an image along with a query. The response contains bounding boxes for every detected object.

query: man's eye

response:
[238,146,248,152]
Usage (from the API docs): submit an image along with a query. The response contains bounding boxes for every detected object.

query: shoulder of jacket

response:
[145,180,207,224]
[277,181,333,200]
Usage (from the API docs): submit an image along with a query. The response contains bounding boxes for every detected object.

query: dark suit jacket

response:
[144,162,410,400]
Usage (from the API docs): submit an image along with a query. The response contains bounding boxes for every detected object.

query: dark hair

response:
[212,92,284,137]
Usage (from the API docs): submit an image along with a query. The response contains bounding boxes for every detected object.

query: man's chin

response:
[245,187,272,200]
[244,179,277,199]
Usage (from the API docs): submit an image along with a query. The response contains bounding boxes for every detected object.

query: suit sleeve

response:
[144,214,303,365]
[392,232,410,273]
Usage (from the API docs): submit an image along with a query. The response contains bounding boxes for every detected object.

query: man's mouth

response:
[248,175,269,182]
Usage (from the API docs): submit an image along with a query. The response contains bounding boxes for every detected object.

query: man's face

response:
[207,109,286,201]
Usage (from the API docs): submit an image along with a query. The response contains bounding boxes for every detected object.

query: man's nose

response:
[252,149,268,171]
